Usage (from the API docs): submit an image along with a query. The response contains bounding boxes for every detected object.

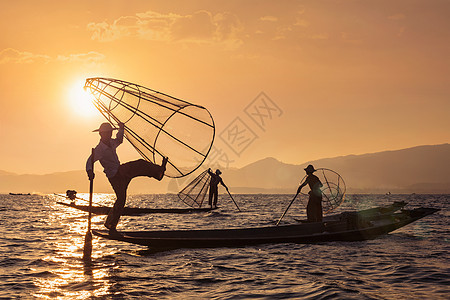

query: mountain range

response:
[1,143,449,194]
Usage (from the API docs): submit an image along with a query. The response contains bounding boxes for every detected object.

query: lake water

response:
[0,193,448,299]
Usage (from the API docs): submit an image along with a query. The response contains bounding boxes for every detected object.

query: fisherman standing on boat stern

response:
[86,122,168,236]
[208,168,228,208]
[297,165,323,222]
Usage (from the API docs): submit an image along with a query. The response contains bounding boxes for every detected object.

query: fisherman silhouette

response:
[207,168,228,208]
[66,189,77,204]
[297,164,323,222]
[86,122,168,236]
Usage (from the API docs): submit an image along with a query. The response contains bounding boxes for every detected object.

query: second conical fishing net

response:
[84,77,215,178]
[177,169,211,208]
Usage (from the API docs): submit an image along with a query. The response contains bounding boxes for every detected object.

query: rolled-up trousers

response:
[105,159,164,229]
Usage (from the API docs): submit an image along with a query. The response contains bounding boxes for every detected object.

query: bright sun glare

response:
[68,79,98,118]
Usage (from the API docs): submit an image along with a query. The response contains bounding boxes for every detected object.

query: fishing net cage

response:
[177,169,211,208]
[84,78,215,178]
[299,168,346,214]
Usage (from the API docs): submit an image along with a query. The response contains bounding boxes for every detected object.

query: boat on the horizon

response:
[92,201,439,249]
[56,201,216,216]
[9,192,31,196]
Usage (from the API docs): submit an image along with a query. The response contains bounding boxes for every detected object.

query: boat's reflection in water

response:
[33,194,118,299]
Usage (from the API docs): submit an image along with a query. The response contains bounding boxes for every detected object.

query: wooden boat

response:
[322,200,407,222]
[56,201,216,216]
[92,202,439,248]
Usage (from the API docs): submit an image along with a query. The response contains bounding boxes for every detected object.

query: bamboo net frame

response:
[84,77,215,178]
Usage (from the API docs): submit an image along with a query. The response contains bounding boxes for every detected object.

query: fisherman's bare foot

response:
[156,157,168,181]
[161,156,168,170]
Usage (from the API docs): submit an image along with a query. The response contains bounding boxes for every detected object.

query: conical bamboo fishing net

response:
[84,78,215,178]
[177,169,211,208]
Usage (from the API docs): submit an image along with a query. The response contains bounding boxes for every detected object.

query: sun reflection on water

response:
[33,264,113,299]
[32,194,118,299]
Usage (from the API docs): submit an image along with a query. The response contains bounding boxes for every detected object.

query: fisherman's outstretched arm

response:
[86,148,102,180]
[221,180,228,190]
[86,154,95,180]
[115,122,125,144]
[296,178,308,194]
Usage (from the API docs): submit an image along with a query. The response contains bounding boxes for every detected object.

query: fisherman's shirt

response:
[86,127,124,178]
[306,174,323,198]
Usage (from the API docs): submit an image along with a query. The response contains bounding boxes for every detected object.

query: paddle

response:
[276,192,299,226]
[82,148,95,262]
[226,188,241,212]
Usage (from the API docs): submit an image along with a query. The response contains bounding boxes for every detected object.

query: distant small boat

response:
[9,193,31,196]
[56,201,216,216]
[92,202,439,249]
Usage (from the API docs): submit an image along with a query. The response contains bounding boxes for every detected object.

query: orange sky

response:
[0,0,449,174]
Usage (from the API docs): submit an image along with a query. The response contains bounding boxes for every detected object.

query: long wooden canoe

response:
[92,202,438,248]
[57,201,216,216]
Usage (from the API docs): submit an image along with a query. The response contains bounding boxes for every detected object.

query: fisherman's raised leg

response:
[120,158,168,181]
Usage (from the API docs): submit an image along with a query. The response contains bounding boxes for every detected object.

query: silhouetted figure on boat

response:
[86,122,168,236]
[297,164,323,222]
[66,189,77,204]
[208,168,228,208]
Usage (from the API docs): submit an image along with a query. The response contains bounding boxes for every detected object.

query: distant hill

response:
[305,143,450,193]
[0,143,449,194]
[0,170,15,176]
[214,143,450,193]
[0,170,111,195]
[224,157,302,192]
[0,170,167,195]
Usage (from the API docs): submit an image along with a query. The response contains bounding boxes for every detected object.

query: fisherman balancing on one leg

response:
[207,168,228,208]
[86,122,168,236]
[297,164,323,222]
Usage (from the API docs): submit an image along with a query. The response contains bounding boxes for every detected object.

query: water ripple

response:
[0,193,448,299]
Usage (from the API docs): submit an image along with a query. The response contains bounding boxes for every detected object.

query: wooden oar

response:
[276,192,299,226]
[226,188,241,212]
[83,148,95,262]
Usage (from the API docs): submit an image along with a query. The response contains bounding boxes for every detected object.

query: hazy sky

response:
[1,0,449,174]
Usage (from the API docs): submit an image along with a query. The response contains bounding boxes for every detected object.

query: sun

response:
[67,79,98,118]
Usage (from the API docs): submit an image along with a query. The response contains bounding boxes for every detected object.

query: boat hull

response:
[57,201,215,216]
[92,205,439,249]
